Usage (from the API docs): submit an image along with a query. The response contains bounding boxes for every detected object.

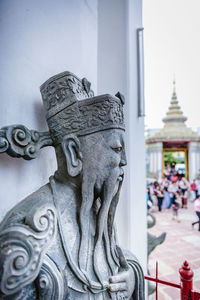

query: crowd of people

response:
[147,172,200,229]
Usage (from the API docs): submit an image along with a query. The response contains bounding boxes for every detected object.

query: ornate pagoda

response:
[147,80,200,181]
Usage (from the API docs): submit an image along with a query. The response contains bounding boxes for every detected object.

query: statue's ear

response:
[61,134,83,177]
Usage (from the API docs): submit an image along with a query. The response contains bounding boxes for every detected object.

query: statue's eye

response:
[112,146,123,153]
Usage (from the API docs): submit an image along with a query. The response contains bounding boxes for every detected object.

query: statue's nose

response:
[120,151,127,167]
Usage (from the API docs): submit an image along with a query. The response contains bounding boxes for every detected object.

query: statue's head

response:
[40,71,126,196]
[40,72,126,277]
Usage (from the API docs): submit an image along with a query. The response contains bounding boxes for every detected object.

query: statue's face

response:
[77,129,126,273]
[80,129,127,196]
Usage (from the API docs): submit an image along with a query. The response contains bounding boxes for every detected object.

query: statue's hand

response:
[109,246,135,299]
[109,266,135,299]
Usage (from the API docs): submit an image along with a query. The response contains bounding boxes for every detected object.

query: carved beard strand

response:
[78,171,96,273]
[93,172,120,285]
[105,179,122,268]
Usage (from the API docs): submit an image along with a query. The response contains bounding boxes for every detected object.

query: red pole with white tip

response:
[179,261,194,300]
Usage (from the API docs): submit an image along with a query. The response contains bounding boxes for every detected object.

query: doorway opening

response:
[163,148,188,180]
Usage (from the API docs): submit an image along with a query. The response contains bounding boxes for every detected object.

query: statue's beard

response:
[78,170,122,285]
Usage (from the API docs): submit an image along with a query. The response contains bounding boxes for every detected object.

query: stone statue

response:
[0,71,144,300]
[147,212,166,295]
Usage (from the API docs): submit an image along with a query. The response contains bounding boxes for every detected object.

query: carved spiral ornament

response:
[36,256,65,300]
[0,125,53,160]
[25,205,54,235]
[0,205,57,295]
[0,136,9,152]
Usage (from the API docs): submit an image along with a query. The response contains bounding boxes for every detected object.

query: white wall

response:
[98,0,147,272]
[0,0,98,219]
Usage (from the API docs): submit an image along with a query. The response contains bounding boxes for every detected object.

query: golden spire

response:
[147,77,199,141]
[162,78,187,125]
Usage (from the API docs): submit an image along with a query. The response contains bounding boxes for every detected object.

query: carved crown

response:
[40,71,94,120]
[40,71,125,145]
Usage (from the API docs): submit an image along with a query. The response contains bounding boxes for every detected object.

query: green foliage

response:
[164,151,181,166]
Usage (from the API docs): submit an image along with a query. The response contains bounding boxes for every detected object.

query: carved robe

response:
[0,178,144,300]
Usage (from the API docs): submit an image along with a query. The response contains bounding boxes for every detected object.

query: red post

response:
[179,261,194,300]
[156,261,158,300]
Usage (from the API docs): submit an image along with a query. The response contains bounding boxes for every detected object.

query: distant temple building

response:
[147,81,200,181]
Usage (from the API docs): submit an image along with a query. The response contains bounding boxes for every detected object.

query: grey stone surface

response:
[147,212,166,295]
[0,71,144,299]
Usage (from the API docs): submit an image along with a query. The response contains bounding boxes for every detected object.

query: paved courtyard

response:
[148,201,200,300]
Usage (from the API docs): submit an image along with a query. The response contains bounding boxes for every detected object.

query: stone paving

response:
[148,201,200,300]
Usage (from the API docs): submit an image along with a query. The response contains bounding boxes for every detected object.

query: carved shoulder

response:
[0,184,53,229]
[0,201,57,296]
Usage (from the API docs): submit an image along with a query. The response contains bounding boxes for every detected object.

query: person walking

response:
[156,186,164,212]
[179,177,188,195]
[195,177,200,198]
[168,181,178,208]
[190,180,197,202]
[162,185,170,209]
[192,195,200,231]
[181,190,188,209]
[172,191,181,222]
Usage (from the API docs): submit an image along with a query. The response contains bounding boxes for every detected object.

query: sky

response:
[143,0,200,131]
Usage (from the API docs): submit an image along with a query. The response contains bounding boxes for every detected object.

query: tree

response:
[164,151,180,167]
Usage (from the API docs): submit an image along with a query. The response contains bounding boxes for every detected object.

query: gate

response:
[144,261,200,299]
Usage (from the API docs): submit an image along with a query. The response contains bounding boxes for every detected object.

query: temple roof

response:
[147,80,200,143]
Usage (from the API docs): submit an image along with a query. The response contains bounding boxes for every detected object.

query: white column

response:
[188,142,198,181]
[153,150,156,176]
[157,148,163,181]
[196,143,200,176]
[97,0,147,273]
[149,144,162,178]
[195,150,199,177]
[152,142,163,181]
[149,148,154,174]
[155,151,159,176]
[194,151,198,178]
[153,150,156,174]
[150,149,154,174]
